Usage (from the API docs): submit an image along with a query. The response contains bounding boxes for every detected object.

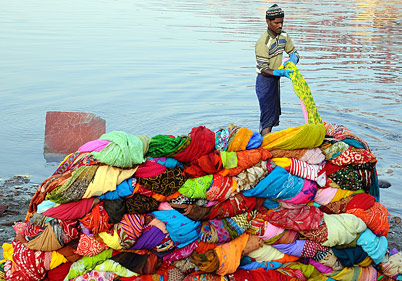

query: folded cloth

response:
[261,123,325,150]
[41,198,96,220]
[91,131,146,167]
[152,210,201,248]
[173,126,216,163]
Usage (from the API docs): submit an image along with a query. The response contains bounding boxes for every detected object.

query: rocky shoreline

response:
[1,175,401,254]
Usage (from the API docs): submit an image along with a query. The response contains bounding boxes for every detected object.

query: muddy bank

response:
[1,175,401,253]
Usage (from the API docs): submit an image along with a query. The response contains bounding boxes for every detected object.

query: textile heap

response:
[1,64,401,281]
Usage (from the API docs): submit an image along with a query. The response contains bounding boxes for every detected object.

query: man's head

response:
[266,4,284,36]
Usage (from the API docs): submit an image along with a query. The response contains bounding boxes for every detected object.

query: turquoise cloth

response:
[357,228,387,264]
[152,210,201,248]
[242,166,304,208]
[91,131,146,168]
[98,178,133,200]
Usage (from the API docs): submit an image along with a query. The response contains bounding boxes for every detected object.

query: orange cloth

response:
[218,148,272,177]
[195,241,218,253]
[346,202,390,236]
[227,127,254,152]
[215,233,250,275]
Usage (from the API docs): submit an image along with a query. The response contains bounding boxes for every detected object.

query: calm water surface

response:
[1,0,401,214]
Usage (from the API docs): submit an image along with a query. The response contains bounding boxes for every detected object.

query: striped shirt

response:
[255,28,299,73]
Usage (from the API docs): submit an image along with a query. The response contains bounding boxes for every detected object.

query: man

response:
[255,4,299,136]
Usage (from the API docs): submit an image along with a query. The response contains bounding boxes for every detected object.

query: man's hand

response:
[289,52,298,65]
[273,69,294,79]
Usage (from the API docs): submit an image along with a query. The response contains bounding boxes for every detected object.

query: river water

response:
[1,0,401,215]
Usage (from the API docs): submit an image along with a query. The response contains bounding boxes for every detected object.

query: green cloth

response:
[91,131,145,168]
[285,62,322,124]
[94,259,138,277]
[147,135,190,157]
[178,175,213,199]
[220,151,237,169]
[64,248,113,281]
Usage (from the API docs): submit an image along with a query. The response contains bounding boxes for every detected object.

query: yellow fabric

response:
[357,256,373,267]
[330,188,360,202]
[322,213,367,247]
[215,232,249,275]
[326,266,361,281]
[272,157,291,168]
[227,127,254,152]
[98,229,122,250]
[283,62,322,124]
[83,165,137,198]
[50,250,68,269]
[248,244,285,262]
[1,243,13,263]
[261,123,325,150]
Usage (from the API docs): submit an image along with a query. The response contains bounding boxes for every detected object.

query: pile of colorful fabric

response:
[1,64,401,281]
[0,122,400,281]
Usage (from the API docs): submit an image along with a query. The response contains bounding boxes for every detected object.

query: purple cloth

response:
[130,226,165,250]
[78,140,110,152]
[272,240,305,257]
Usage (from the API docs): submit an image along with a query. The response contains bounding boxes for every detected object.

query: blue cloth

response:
[239,260,282,270]
[342,138,365,149]
[152,210,201,248]
[242,166,304,208]
[256,74,281,131]
[98,178,134,200]
[149,157,183,169]
[246,132,263,149]
[331,246,368,267]
[357,228,388,264]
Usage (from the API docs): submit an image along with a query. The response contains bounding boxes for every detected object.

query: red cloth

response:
[183,150,223,178]
[173,126,215,163]
[208,193,264,219]
[42,198,96,220]
[135,160,167,178]
[78,202,113,234]
[206,174,234,202]
[4,240,47,281]
[346,193,375,211]
[267,206,324,232]
[45,262,72,281]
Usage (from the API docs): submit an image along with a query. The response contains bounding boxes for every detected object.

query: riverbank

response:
[1,175,401,255]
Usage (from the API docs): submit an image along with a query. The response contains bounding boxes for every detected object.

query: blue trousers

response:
[255,74,281,132]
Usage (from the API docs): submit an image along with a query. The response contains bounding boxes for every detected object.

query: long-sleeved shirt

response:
[255,28,299,73]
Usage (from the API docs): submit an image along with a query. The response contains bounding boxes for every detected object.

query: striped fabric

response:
[119,214,146,240]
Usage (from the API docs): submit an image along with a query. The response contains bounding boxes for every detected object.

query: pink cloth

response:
[308,259,333,273]
[78,140,110,152]
[300,98,308,124]
[314,188,338,205]
[282,179,317,205]
[135,160,167,178]
[158,202,174,211]
[259,222,285,241]
[42,198,96,220]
